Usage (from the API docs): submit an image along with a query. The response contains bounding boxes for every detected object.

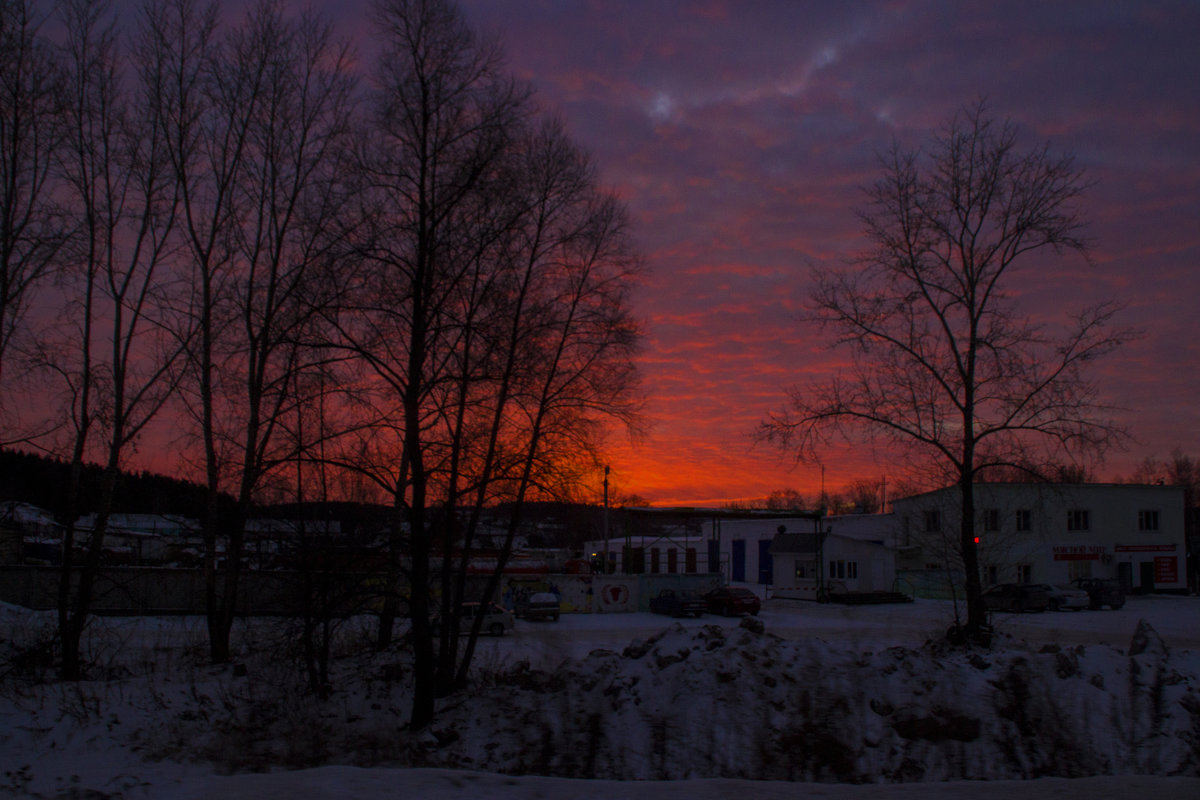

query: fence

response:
[0,566,720,616]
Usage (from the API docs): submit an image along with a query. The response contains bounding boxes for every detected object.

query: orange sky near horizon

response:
[451,0,1200,507]
[106,1,1200,509]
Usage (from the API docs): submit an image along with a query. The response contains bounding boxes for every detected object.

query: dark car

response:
[515,592,561,621]
[982,583,1050,613]
[648,588,706,618]
[1070,577,1126,610]
[703,586,761,616]
[1032,583,1090,611]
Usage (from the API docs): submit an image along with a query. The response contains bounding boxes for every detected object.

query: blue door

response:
[732,539,746,582]
[758,539,774,585]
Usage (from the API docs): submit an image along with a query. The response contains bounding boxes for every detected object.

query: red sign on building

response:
[1052,544,1105,561]
[1115,544,1177,553]
[1154,556,1178,584]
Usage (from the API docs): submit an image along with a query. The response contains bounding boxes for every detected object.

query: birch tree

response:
[146,0,356,662]
[0,0,68,438]
[49,0,183,679]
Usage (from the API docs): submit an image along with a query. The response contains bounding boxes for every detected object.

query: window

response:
[650,548,660,574]
[829,560,846,579]
[846,561,858,579]
[1138,510,1160,531]
[983,509,1000,532]
[1067,509,1090,531]
[923,510,941,532]
[1015,509,1032,532]
[794,560,814,579]
[985,565,999,586]
[1017,564,1032,583]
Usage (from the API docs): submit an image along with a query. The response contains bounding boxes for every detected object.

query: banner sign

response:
[1115,544,1176,553]
[1051,544,1105,561]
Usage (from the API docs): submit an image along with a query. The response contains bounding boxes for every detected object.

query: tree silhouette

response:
[763,101,1130,637]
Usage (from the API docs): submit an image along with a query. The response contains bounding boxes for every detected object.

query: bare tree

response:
[447,119,642,690]
[47,0,183,679]
[762,102,1130,638]
[145,0,356,662]
[329,0,527,711]
[330,0,641,730]
[0,0,69,437]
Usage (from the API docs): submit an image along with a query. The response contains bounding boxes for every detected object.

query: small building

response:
[699,515,824,585]
[1,502,64,563]
[700,511,896,587]
[583,533,707,575]
[769,529,898,600]
[892,483,1187,594]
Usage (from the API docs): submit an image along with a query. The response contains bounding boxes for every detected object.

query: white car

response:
[460,601,515,635]
[432,601,515,636]
[1034,583,1090,611]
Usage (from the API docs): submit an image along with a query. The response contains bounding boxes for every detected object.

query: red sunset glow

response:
[110,1,1200,506]
[444,1,1200,506]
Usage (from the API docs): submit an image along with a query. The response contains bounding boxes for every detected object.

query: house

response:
[891,483,1188,594]
[1,502,64,563]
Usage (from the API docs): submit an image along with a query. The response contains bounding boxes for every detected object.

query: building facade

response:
[892,483,1187,593]
[769,530,896,600]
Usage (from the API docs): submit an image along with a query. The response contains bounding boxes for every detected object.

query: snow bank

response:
[3,603,1199,796]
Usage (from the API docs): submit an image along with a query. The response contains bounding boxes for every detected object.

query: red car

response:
[703,586,761,616]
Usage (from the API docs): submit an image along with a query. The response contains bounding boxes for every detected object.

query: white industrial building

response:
[700,513,896,590]
[891,483,1187,593]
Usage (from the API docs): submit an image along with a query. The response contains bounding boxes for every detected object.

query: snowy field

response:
[2,594,1199,798]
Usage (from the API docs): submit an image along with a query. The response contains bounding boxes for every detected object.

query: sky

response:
[431,0,1200,507]
[118,0,1200,508]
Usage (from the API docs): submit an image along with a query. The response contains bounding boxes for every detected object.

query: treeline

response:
[0,448,214,519]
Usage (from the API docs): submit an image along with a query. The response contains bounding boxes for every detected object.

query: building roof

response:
[893,482,1185,505]
[769,532,826,555]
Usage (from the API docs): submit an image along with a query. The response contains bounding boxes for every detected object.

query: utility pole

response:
[602,465,610,574]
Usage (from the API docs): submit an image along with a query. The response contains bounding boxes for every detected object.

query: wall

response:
[893,483,1187,592]
[771,533,896,599]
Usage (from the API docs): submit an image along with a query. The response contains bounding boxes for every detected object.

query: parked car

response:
[648,588,706,618]
[433,601,515,636]
[703,586,761,616]
[515,592,561,621]
[1032,583,1090,611]
[982,583,1050,613]
[1070,577,1126,610]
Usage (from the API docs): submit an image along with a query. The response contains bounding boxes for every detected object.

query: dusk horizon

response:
[14,0,1200,508]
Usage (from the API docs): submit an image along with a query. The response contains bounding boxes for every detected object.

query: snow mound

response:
[408,620,1200,781]
[4,610,1200,790]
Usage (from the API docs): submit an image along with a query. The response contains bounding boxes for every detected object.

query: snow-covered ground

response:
[2,594,1199,798]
